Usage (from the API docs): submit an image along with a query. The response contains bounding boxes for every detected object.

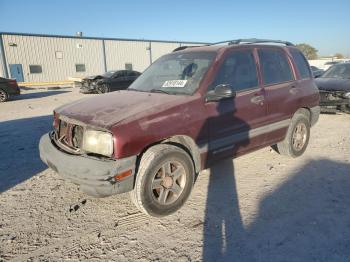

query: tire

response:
[97,84,109,94]
[272,113,310,158]
[0,89,9,102]
[130,144,195,217]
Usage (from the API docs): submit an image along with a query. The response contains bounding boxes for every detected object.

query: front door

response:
[205,49,267,164]
[110,71,128,90]
[9,64,24,82]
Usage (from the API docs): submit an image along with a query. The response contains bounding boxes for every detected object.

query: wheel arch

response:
[136,135,201,174]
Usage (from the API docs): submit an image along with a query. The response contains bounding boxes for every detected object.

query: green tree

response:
[334,53,344,59]
[296,43,318,60]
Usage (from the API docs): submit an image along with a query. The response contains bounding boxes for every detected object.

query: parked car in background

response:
[39,39,320,217]
[323,61,341,71]
[0,77,20,102]
[315,63,350,113]
[310,66,324,78]
[80,70,141,94]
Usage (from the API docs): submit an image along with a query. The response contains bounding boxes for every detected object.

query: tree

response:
[334,53,344,59]
[296,43,318,60]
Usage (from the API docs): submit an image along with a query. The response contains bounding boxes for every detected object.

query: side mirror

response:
[206,84,236,102]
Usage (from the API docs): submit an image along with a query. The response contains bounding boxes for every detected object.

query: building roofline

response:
[0,31,210,45]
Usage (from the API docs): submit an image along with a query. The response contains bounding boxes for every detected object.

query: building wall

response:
[0,33,206,82]
[0,52,4,78]
[104,40,150,72]
[308,59,350,70]
[2,34,105,82]
[151,42,180,63]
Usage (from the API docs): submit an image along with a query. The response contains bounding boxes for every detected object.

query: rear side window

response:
[258,49,293,85]
[213,50,258,92]
[290,49,311,79]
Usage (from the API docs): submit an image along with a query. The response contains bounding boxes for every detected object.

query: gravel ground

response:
[0,88,350,262]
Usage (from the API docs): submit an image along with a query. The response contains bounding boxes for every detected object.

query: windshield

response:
[102,71,116,77]
[128,51,216,95]
[321,64,350,79]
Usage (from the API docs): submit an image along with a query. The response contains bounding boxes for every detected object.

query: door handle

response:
[251,95,264,104]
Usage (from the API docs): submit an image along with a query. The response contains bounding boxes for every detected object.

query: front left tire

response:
[97,84,109,94]
[0,89,9,102]
[130,144,195,217]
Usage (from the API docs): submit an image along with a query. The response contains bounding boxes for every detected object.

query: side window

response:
[113,71,125,78]
[213,51,258,92]
[290,49,311,79]
[258,49,294,85]
[127,71,136,76]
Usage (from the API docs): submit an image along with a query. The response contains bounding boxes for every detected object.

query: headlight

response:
[82,130,113,157]
[343,92,350,98]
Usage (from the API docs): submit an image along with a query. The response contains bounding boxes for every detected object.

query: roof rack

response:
[210,38,294,46]
[172,46,197,52]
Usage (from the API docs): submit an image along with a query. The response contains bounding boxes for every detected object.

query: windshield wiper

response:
[128,88,146,92]
[149,89,170,94]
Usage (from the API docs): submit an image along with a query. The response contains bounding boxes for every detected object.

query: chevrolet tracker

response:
[39,39,320,217]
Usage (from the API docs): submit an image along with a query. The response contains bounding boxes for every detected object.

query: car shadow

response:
[202,158,350,261]
[199,93,251,260]
[0,115,52,192]
[11,90,70,101]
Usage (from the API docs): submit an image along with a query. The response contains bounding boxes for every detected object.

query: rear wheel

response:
[272,112,310,158]
[130,144,195,217]
[0,89,9,102]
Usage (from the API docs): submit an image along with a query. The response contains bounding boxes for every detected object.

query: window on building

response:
[125,63,133,70]
[258,49,294,85]
[29,65,42,74]
[212,50,258,92]
[290,49,311,79]
[55,51,63,59]
[75,64,86,72]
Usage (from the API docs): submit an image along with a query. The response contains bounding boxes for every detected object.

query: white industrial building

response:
[0,32,207,83]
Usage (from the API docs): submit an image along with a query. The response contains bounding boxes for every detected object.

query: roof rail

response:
[172,46,197,52]
[210,38,294,46]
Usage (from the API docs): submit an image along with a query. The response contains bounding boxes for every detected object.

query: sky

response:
[0,0,349,57]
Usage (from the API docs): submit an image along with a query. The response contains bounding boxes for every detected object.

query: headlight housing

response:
[82,130,113,157]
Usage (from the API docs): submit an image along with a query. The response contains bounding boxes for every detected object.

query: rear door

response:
[205,48,268,163]
[257,47,298,144]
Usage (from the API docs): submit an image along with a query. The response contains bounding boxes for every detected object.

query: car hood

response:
[83,75,105,81]
[55,90,197,129]
[315,78,350,92]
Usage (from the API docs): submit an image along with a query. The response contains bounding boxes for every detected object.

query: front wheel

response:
[130,144,195,217]
[272,113,310,158]
[97,84,109,94]
[0,89,9,102]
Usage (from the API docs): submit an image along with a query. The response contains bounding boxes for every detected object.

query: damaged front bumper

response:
[319,91,350,106]
[39,133,136,197]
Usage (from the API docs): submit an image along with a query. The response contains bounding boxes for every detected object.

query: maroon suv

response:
[39,39,320,217]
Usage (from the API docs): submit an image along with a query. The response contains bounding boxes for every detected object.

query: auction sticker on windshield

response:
[162,80,187,88]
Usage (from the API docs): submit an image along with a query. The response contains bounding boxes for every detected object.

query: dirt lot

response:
[0,88,350,261]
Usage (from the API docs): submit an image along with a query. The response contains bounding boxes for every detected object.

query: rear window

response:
[258,49,294,85]
[290,49,311,79]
